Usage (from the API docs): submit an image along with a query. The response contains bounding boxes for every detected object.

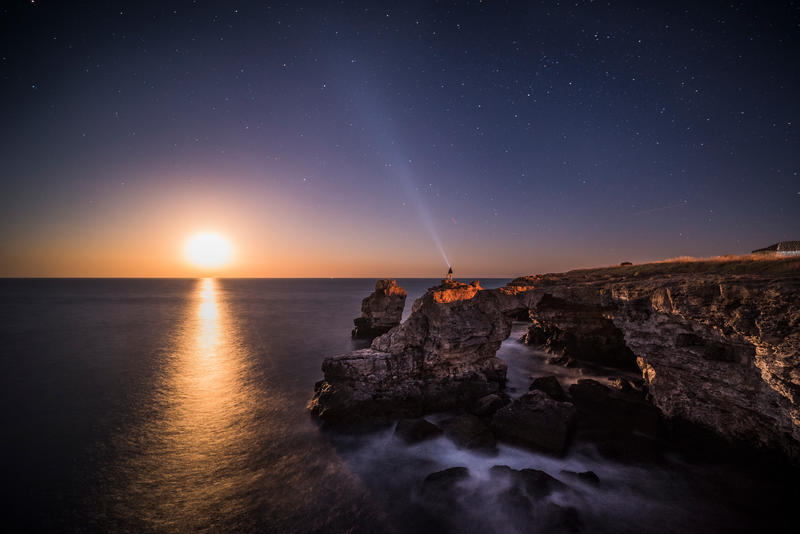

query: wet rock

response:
[421,467,470,503]
[489,465,568,498]
[439,414,496,450]
[560,470,600,485]
[489,466,583,531]
[529,375,567,401]
[352,279,407,338]
[515,468,569,498]
[470,393,506,417]
[491,390,576,454]
[394,418,443,444]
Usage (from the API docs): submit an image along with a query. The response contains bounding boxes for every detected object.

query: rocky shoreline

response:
[308,260,800,531]
[310,258,800,465]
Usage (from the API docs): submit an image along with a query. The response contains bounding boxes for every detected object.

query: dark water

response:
[0,279,794,532]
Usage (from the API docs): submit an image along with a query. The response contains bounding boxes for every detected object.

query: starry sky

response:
[1,1,798,277]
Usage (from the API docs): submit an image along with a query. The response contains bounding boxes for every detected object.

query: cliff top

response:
[430,279,482,303]
[374,278,407,297]
[511,255,800,288]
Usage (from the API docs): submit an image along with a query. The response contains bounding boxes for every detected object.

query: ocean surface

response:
[0,278,794,532]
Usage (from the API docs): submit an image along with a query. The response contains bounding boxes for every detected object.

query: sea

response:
[0,278,794,532]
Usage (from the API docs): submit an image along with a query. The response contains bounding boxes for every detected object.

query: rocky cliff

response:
[351,279,407,338]
[310,279,508,422]
[310,258,800,460]
[513,258,800,459]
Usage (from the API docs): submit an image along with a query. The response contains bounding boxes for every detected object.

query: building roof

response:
[752,241,800,253]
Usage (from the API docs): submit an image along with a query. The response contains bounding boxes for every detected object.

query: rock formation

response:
[309,279,507,422]
[512,259,800,460]
[351,279,407,338]
[310,257,800,461]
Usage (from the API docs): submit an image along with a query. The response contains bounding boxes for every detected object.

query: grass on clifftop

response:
[568,254,800,278]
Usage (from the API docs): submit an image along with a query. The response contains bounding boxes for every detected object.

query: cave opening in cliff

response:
[510,296,639,372]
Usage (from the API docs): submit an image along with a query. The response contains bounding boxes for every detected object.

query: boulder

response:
[470,393,506,417]
[439,414,496,450]
[529,375,567,401]
[394,418,443,444]
[491,390,576,454]
[490,466,580,532]
[352,279,407,338]
[489,465,568,498]
[420,467,470,504]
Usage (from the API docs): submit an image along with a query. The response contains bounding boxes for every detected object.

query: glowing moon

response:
[184,232,233,269]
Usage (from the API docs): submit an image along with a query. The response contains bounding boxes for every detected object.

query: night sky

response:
[1,1,798,277]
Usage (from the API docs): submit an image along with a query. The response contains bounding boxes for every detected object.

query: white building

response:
[752,241,800,256]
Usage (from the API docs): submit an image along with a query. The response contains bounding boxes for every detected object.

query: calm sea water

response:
[0,279,794,532]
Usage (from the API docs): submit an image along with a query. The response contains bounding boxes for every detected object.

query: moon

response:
[184,232,234,269]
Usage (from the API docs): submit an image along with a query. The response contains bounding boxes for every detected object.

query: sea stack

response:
[310,278,507,423]
[351,279,407,338]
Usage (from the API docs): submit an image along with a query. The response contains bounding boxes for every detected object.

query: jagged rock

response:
[352,279,407,338]
[470,393,506,417]
[491,390,576,454]
[560,470,600,485]
[530,375,567,401]
[439,414,496,450]
[394,418,443,444]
